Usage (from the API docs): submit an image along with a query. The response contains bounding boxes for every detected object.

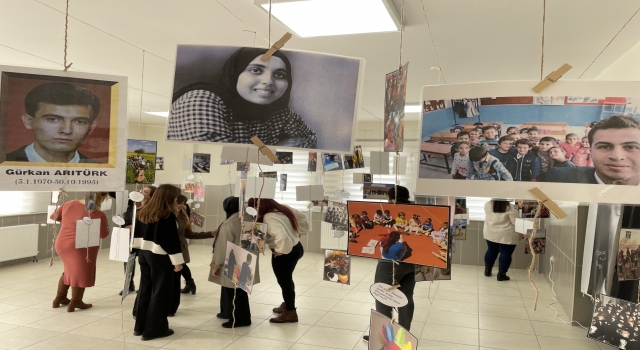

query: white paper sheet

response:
[295,185,325,201]
[75,218,101,248]
[109,227,130,262]
[47,205,60,224]
[221,146,275,166]
[370,151,390,175]
[236,176,276,199]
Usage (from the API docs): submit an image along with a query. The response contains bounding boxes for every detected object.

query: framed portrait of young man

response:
[0,65,127,191]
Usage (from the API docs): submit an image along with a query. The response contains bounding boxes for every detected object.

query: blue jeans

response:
[484,240,516,273]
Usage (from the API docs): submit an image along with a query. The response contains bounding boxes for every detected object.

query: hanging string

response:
[138,50,145,143]
[420,0,445,84]
[540,0,546,80]
[231,285,238,340]
[62,0,72,71]
[268,0,272,48]
[527,202,543,311]
[399,0,405,69]
[578,5,640,78]
[393,151,400,206]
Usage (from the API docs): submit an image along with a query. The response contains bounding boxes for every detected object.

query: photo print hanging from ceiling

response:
[126,140,157,184]
[347,201,450,269]
[417,80,640,204]
[384,62,408,152]
[0,65,128,191]
[166,45,364,152]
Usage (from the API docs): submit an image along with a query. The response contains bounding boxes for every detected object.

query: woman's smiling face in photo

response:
[236,55,289,105]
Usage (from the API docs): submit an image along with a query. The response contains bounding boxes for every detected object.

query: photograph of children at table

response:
[419,96,640,186]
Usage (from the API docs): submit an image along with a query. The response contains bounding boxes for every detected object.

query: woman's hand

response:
[210,230,217,237]
[174,265,183,272]
[273,252,283,257]
[210,267,219,276]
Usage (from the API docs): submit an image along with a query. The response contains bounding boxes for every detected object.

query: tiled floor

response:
[0,245,605,349]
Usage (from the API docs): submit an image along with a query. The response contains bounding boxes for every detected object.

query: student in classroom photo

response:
[549,146,575,167]
[572,136,593,167]
[469,129,481,147]
[467,146,513,181]
[506,139,541,182]
[536,136,557,179]
[479,125,499,150]
[489,135,515,167]
[450,131,470,156]
[451,141,471,179]
[560,133,581,160]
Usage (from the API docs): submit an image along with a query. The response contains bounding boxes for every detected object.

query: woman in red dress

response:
[51,192,110,312]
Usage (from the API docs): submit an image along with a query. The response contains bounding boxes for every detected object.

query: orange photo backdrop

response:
[347,201,450,268]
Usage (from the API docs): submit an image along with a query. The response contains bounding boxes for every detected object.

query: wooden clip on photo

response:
[532,63,572,93]
[250,136,278,162]
[528,187,568,219]
[261,32,293,61]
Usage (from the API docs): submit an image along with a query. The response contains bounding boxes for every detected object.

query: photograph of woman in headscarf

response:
[167,46,362,152]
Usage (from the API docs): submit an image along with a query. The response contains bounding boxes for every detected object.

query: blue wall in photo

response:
[421,108,455,141]
[421,104,603,140]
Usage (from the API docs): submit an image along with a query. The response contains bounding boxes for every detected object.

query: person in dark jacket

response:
[131,185,184,341]
[506,139,541,181]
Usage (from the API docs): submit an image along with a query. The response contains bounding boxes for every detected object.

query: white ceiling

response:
[1,0,640,126]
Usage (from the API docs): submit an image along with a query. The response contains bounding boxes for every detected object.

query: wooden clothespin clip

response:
[59,188,69,197]
[250,136,278,162]
[528,187,568,219]
[532,63,572,93]
[261,32,293,61]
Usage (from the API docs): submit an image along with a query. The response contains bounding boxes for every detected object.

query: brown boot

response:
[270,308,298,323]
[52,274,70,308]
[272,302,286,314]
[67,287,92,312]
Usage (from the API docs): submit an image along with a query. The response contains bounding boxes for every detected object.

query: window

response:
[0,191,51,216]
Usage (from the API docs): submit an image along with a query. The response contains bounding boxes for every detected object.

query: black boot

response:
[497,271,510,281]
[484,266,492,277]
[180,279,196,295]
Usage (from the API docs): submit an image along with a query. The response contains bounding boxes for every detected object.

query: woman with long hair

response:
[380,231,407,261]
[168,195,216,315]
[51,192,111,312]
[120,186,156,296]
[209,196,260,328]
[483,200,520,281]
[132,185,184,341]
[168,47,316,148]
[247,198,309,323]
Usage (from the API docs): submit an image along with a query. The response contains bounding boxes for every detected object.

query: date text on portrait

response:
[13,179,99,185]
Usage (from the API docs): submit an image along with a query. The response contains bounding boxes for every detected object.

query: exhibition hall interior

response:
[1,0,640,349]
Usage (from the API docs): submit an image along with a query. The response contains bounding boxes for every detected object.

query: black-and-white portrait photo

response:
[167,45,363,152]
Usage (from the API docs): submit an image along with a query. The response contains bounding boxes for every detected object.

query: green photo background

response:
[126,139,157,184]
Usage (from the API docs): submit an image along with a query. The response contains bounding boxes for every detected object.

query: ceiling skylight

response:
[256,0,400,38]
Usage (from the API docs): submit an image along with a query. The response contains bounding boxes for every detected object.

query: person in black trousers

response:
[364,186,416,343]
[168,198,215,316]
[131,185,184,341]
[209,196,260,328]
[247,198,310,323]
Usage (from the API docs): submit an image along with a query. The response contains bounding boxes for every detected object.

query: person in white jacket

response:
[483,200,520,281]
[247,198,309,323]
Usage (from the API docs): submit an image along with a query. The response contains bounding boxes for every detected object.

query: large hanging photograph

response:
[0,65,127,191]
[166,45,364,152]
[347,201,450,268]
[416,80,640,204]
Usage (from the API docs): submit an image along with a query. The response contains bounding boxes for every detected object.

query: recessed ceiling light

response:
[404,104,420,113]
[256,0,400,38]
[145,111,169,117]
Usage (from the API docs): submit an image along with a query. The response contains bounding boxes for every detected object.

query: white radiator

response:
[0,224,39,263]
[319,221,348,251]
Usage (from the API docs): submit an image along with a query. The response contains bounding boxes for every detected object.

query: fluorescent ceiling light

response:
[145,111,169,117]
[404,104,420,113]
[258,0,399,38]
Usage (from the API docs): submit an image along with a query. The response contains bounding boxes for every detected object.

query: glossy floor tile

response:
[0,245,601,349]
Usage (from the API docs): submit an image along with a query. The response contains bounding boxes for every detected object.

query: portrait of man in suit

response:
[5,82,100,163]
[545,115,640,186]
